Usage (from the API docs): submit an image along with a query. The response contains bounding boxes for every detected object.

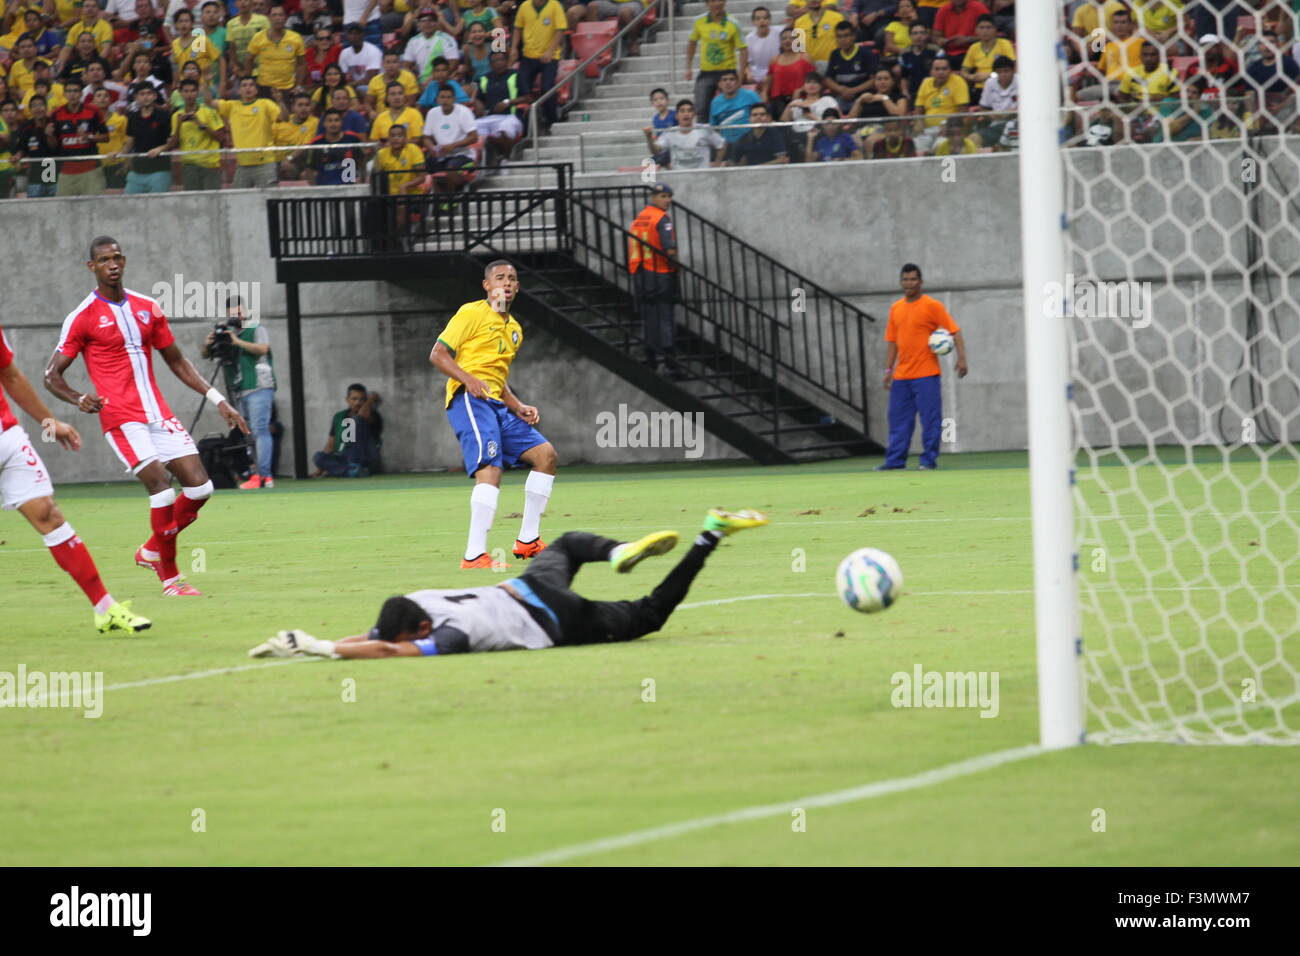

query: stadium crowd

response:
[0,0,1296,195]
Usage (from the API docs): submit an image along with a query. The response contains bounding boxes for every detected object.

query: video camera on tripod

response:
[209,319,242,367]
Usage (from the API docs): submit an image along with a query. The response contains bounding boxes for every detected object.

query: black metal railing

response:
[568,188,877,435]
[267,163,572,259]
[266,167,876,446]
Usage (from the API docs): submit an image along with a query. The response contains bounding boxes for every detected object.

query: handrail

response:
[575,185,878,326]
[567,188,875,431]
[524,0,666,182]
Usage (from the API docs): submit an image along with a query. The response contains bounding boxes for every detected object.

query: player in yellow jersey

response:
[430,260,559,569]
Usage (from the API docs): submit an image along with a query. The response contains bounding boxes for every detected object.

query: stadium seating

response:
[571,21,618,78]
[556,59,580,106]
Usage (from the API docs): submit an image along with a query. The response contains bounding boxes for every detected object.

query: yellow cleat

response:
[95,600,152,634]
[703,508,770,536]
[611,530,679,573]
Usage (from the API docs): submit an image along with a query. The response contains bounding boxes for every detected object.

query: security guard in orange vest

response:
[627,183,680,374]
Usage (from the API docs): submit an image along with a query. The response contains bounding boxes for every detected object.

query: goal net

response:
[1058,4,1300,743]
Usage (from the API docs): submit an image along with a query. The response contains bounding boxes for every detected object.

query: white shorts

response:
[476,115,524,140]
[105,418,198,474]
[0,425,55,511]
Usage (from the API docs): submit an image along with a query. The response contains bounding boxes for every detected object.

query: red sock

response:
[151,500,179,581]
[46,527,109,608]
[173,490,209,535]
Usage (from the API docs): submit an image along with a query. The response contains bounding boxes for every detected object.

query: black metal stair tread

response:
[789,441,870,453]
[723,405,817,418]
[754,422,845,435]
[695,389,774,400]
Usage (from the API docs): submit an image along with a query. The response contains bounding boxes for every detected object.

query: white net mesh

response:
[1060,3,1300,743]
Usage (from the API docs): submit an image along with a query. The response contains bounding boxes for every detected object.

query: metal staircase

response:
[267,169,883,464]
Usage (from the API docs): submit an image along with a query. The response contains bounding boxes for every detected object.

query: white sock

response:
[519,471,554,543]
[93,595,115,615]
[466,483,500,560]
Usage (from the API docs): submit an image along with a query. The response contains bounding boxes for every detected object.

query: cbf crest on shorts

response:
[487,440,499,458]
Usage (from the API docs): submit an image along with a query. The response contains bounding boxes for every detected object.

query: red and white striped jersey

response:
[56,290,178,432]
[0,325,19,433]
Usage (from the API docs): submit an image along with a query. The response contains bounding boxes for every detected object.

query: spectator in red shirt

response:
[50,78,111,196]
[932,0,989,62]
[305,25,343,86]
[760,26,816,122]
[870,116,916,157]
[1189,34,1246,100]
[115,0,171,48]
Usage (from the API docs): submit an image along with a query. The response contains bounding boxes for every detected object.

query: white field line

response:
[0,510,1291,557]
[17,582,1300,702]
[23,659,310,706]
[488,744,1047,867]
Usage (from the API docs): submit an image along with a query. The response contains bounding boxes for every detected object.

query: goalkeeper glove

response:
[247,630,340,659]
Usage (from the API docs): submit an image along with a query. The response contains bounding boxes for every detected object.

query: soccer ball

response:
[928,329,954,355]
[837,548,904,614]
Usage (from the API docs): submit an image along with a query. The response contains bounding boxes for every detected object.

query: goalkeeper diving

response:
[248,509,768,660]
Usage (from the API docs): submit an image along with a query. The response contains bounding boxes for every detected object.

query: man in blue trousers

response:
[876,263,968,471]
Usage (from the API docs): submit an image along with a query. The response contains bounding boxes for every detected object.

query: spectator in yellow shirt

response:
[171,8,224,95]
[1069,0,1127,46]
[228,0,272,77]
[7,36,49,95]
[90,88,128,191]
[933,115,978,154]
[1077,6,1143,102]
[1118,41,1181,103]
[375,123,427,194]
[23,74,67,117]
[784,0,838,20]
[793,0,844,69]
[882,0,921,56]
[1132,0,1185,47]
[58,0,115,71]
[248,4,306,94]
[369,82,423,142]
[163,76,230,190]
[216,75,286,187]
[913,56,969,152]
[511,0,568,129]
[0,100,17,199]
[365,49,418,112]
[960,14,1014,92]
[684,0,748,120]
[272,91,319,178]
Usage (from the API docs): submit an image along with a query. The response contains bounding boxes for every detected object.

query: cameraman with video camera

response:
[202,296,278,490]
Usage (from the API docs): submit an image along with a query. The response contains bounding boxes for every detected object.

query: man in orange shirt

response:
[627,183,679,374]
[876,263,968,471]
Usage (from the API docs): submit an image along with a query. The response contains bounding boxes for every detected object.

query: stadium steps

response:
[507,252,875,462]
[487,0,775,183]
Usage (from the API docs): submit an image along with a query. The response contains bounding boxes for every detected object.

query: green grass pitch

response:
[1,454,1296,865]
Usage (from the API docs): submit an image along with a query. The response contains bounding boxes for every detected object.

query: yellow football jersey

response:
[437,299,525,408]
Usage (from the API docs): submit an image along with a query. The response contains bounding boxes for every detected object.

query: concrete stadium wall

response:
[0,185,740,484]
[4,141,1291,484]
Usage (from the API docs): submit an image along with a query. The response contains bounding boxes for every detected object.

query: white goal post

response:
[1022,4,1300,746]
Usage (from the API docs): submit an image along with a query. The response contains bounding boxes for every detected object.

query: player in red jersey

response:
[44,236,249,598]
[0,325,151,633]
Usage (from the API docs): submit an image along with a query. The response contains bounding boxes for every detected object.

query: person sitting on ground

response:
[311,382,384,477]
